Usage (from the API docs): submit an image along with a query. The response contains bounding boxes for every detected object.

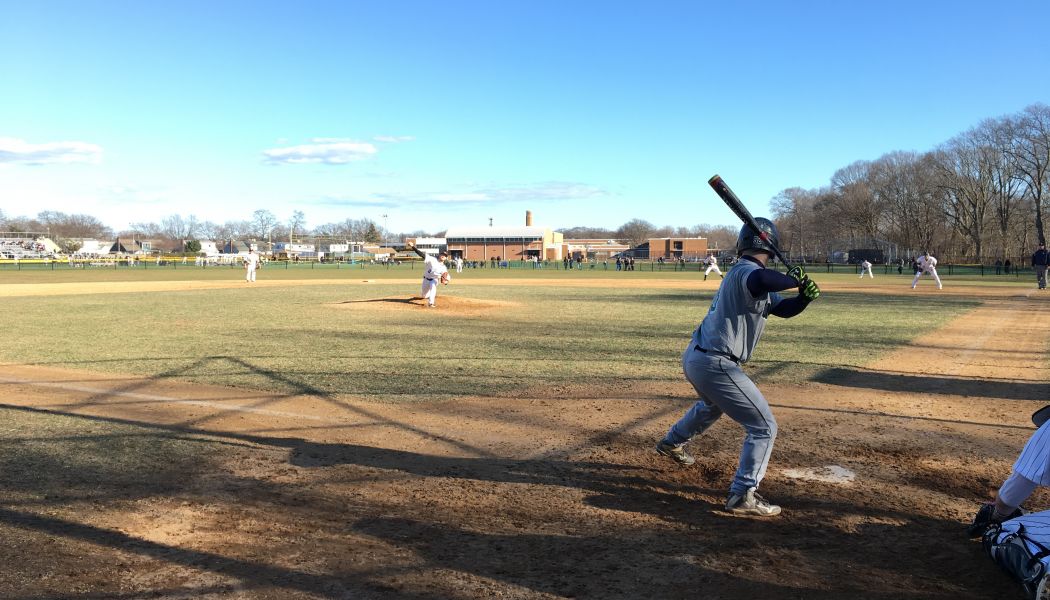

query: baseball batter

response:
[911,251,942,289]
[410,244,450,308]
[655,217,820,517]
[703,255,723,280]
[243,248,260,283]
[859,259,874,279]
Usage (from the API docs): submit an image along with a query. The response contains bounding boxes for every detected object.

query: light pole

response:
[381,214,388,241]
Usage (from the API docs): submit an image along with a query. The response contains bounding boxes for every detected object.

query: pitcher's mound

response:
[332,295,517,315]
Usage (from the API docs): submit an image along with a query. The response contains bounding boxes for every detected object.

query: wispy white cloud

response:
[373,135,415,143]
[309,181,606,208]
[0,137,103,165]
[262,138,377,165]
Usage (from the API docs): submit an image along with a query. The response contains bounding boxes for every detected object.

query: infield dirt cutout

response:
[3,279,1050,599]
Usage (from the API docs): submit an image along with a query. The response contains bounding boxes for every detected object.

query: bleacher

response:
[0,233,57,259]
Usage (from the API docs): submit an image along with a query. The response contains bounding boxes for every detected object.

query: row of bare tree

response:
[1,207,739,254]
[772,104,1050,263]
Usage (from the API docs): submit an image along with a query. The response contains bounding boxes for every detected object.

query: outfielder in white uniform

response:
[703,255,723,281]
[911,252,942,289]
[410,245,450,308]
[243,248,260,283]
[859,259,874,279]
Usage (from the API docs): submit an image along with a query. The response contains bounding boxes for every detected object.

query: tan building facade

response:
[561,238,630,260]
[445,226,564,262]
[638,237,709,260]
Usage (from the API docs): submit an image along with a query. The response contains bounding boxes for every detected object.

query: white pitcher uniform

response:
[911,254,942,289]
[421,255,449,307]
[244,251,260,283]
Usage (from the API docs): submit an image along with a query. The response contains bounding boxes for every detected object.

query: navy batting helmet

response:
[735,217,780,256]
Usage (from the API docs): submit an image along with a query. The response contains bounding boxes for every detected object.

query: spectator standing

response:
[1034,244,1050,289]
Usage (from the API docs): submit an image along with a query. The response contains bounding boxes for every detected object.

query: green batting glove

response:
[800,277,820,301]
[787,265,807,285]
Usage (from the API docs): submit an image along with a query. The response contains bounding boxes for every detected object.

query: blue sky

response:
[2,0,1049,234]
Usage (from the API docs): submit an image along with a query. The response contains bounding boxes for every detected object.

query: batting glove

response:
[787,265,807,285]
[799,277,820,301]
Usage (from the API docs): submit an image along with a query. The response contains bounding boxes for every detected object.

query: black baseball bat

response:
[708,174,794,269]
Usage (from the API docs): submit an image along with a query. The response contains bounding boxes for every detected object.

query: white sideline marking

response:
[782,465,856,484]
[0,376,329,422]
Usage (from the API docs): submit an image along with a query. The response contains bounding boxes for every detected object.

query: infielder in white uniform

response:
[703,255,723,281]
[409,245,450,307]
[911,252,942,289]
[243,248,260,283]
[859,259,874,279]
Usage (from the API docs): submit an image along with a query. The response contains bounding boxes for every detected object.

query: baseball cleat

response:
[655,440,695,466]
[725,487,781,517]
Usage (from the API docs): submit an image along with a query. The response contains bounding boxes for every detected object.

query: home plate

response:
[782,465,855,484]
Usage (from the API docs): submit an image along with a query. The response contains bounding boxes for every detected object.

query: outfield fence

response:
[0,256,1041,278]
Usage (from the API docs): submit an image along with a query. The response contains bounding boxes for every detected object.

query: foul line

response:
[0,376,331,422]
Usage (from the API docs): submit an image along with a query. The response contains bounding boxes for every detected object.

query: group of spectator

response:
[0,238,52,259]
[615,256,635,271]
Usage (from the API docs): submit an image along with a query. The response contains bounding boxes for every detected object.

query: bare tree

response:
[932,128,997,259]
[35,211,112,239]
[288,210,307,242]
[980,117,1026,260]
[616,218,655,248]
[160,214,191,240]
[251,210,278,241]
[560,226,617,238]
[1003,104,1050,245]
[125,221,163,237]
[770,187,818,260]
[213,220,252,243]
[831,160,887,249]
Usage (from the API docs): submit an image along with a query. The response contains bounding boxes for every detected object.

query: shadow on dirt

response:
[813,366,1050,401]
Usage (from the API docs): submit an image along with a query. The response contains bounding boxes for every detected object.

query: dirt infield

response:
[3,279,1050,598]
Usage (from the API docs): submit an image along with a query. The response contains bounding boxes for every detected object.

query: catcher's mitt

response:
[1033,404,1050,427]
[967,502,1023,538]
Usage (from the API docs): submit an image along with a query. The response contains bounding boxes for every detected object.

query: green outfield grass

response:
[0,269,992,400]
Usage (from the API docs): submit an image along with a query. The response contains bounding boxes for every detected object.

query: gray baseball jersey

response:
[692,258,784,363]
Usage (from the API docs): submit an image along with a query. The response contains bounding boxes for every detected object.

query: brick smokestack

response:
[526,210,533,226]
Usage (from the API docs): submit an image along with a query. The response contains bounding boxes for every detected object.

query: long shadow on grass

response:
[812,366,1050,401]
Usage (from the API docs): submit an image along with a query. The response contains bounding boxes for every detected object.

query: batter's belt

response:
[695,345,740,363]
